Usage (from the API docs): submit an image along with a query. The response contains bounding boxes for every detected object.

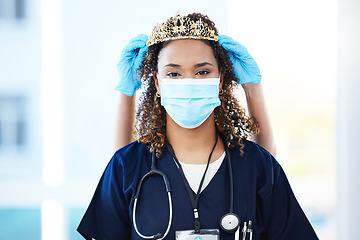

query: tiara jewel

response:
[146,14,218,46]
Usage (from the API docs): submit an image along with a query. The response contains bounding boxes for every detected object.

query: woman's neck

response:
[166,112,224,164]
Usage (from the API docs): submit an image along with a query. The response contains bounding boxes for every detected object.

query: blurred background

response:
[1,0,359,239]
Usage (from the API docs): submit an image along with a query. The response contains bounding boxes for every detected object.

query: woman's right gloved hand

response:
[115,34,149,96]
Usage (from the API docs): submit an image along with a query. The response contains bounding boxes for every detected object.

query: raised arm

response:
[113,34,148,150]
[216,35,275,156]
[113,93,135,151]
[242,83,276,157]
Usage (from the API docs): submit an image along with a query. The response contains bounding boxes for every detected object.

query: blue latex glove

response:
[218,35,261,84]
[115,34,149,96]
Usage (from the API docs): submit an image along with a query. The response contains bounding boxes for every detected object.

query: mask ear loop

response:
[153,71,162,97]
[219,71,224,96]
[153,72,162,101]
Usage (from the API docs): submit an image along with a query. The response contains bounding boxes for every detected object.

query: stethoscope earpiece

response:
[220,213,240,233]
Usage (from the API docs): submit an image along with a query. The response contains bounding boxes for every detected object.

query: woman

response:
[78,13,318,240]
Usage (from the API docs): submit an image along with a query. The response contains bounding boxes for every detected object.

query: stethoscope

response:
[132,136,240,239]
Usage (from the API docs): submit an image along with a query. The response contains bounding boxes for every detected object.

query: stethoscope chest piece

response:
[220,213,240,233]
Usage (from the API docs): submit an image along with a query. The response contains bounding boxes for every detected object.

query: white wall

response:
[337,0,360,238]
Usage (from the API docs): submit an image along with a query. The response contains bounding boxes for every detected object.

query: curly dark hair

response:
[135,13,259,157]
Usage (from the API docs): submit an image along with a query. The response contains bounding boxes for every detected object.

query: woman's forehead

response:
[157,39,217,68]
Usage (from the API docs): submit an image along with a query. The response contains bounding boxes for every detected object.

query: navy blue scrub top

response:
[77,139,318,240]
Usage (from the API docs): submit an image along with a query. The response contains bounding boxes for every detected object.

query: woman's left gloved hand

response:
[218,35,261,84]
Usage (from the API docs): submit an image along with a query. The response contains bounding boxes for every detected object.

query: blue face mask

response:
[160,78,221,129]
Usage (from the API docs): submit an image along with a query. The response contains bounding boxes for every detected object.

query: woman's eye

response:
[166,72,180,77]
[196,70,210,75]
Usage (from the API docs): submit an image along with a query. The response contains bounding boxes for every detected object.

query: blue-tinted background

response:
[0,0,342,239]
[0,208,41,240]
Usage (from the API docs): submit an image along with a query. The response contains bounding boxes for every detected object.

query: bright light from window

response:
[41,199,64,240]
[41,0,63,187]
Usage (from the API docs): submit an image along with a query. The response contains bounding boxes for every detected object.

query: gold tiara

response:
[146,14,218,47]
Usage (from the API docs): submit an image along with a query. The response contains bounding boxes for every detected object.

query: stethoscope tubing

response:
[133,192,173,240]
[132,151,173,240]
[225,145,234,213]
[134,169,171,198]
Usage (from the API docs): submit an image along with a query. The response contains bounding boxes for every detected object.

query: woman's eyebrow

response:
[163,63,181,68]
[194,62,214,68]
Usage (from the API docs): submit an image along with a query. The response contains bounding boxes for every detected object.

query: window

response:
[0,96,27,152]
[0,0,25,20]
